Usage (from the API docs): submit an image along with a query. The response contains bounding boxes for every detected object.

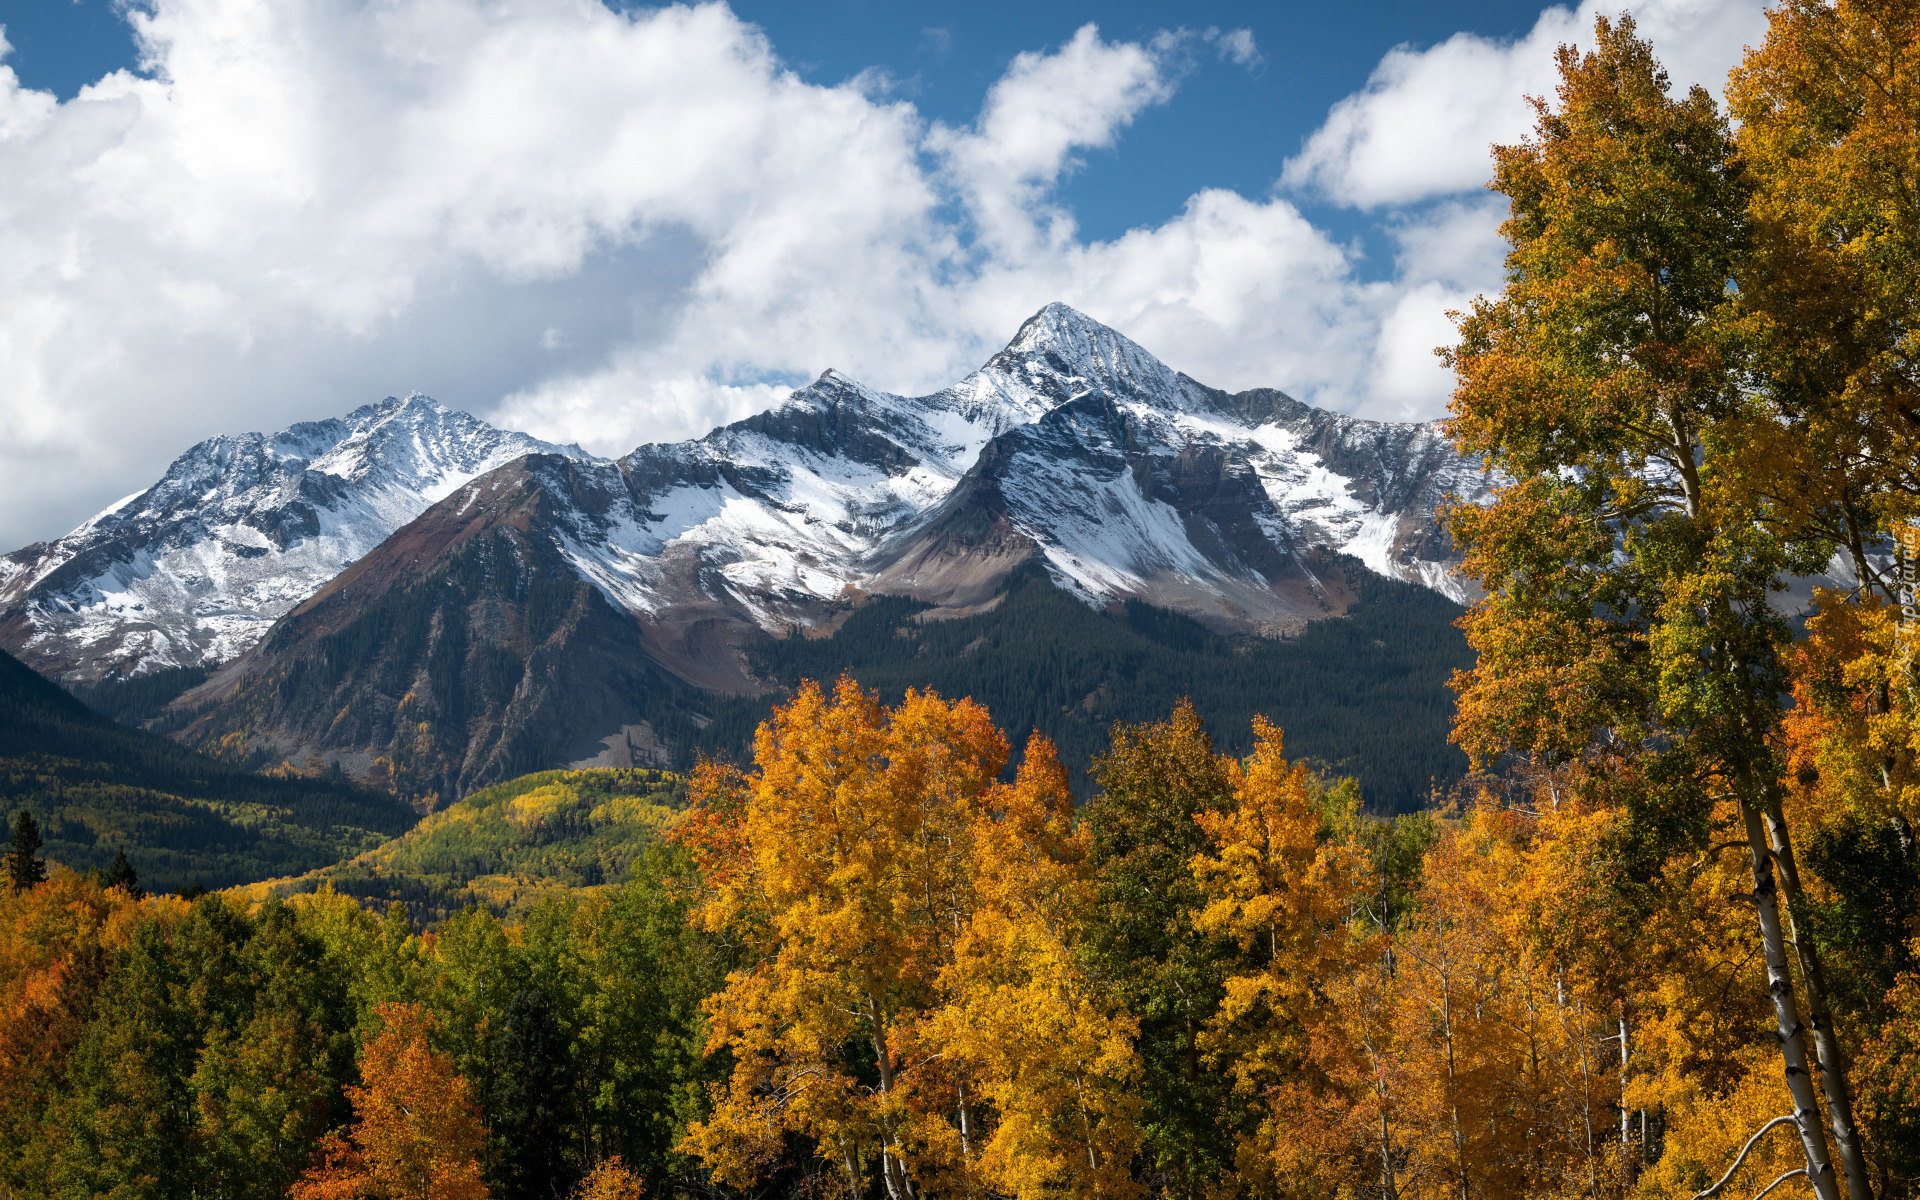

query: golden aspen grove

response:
[5,4,1920,1199]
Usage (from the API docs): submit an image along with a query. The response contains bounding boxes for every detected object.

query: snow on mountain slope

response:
[161,305,1488,799]
[0,395,578,681]
[6,303,1486,691]
[545,302,1487,640]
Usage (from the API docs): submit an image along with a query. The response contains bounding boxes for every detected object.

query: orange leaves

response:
[569,1155,646,1200]
[0,868,157,1161]
[290,1002,489,1200]
[1783,590,1920,825]
[680,677,1140,1200]
[1261,807,1657,1200]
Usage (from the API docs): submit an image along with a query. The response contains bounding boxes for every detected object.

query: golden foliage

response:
[570,1155,646,1200]
[290,1001,490,1200]
[678,677,1141,1200]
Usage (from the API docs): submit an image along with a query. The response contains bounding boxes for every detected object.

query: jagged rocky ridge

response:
[0,395,576,682]
[560,302,1484,657]
[157,305,1486,805]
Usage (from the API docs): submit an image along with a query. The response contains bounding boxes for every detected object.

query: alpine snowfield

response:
[0,396,576,681]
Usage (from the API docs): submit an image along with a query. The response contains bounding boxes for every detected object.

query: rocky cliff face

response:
[0,395,576,682]
[157,304,1486,804]
[177,456,701,808]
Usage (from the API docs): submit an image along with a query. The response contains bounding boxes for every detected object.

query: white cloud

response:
[1281,0,1766,209]
[1207,28,1263,70]
[926,24,1181,256]
[0,0,1768,550]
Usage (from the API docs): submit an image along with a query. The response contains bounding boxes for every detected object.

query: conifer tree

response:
[6,810,44,892]
[104,848,144,901]
[487,987,575,1199]
[1081,700,1244,1196]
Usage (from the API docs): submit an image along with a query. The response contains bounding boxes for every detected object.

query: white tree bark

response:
[1741,802,1841,1200]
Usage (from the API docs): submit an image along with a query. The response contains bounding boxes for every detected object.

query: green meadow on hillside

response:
[243,767,685,922]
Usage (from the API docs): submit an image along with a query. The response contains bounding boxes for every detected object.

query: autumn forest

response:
[7,2,1920,1198]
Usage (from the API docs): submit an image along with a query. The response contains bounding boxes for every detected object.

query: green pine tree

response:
[105,848,145,901]
[487,987,576,1199]
[1081,701,1248,1198]
[7,809,46,891]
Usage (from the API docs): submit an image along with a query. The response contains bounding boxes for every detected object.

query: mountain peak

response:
[997,302,1182,403]
[1007,301,1129,355]
[346,391,454,424]
[0,395,576,681]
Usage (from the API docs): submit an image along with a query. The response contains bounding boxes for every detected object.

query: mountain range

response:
[1,304,1487,810]
[0,396,574,682]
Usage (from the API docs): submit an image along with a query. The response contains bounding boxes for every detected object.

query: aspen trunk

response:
[840,1135,863,1200]
[1380,1100,1399,1200]
[1441,986,1470,1200]
[867,996,915,1200]
[1573,998,1599,1200]
[1618,1014,1630,1149]
[1761,801,1874,1200]
[957,1077,974,1169]
[1741,802,1841,1200]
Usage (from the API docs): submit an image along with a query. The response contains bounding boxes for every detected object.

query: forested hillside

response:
[243,767,684,923]
[0,647,417,891]
[693,560,1469,811]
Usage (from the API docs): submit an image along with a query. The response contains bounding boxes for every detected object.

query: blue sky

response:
[728,1,1553,258]
[0,0,1765,548]
[2,0,1552,275]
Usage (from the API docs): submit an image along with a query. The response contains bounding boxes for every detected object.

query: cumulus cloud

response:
[0,0,1765,550]
[1281,0,1766,209]
[927,24,1183,255]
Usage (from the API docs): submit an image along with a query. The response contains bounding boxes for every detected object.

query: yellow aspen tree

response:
[1721,4,1920,1192]
[1444,16,1850,1196]
[933,736,1144,1200]
[1186,718,1375,1195]
[570,1156,645,1200]
[678,677,1007,1200]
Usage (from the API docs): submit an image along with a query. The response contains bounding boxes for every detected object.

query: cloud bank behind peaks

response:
[1281,0,1768,208]
[0,0,1761,551]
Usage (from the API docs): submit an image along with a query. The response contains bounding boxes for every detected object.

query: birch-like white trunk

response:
[1762,802,1874,1199]
[1741,802,1841,1200]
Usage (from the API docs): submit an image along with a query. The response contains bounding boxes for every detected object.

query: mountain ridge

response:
[0,394,579,682]
[7,303,1488,808]
[147,304,1486,806]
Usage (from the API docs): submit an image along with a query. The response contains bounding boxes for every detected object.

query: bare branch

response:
[1690,1115,1800,1200]
[1752,1167,1809,1200]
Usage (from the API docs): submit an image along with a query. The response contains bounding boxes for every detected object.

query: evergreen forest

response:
[691,559,1471,811]
[6,7,1920,1200]
[0,647,417,892]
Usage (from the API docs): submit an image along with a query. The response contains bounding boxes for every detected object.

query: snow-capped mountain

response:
[554,302,1484,648]
[147,303,1489,805]
[0,395,578,681]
